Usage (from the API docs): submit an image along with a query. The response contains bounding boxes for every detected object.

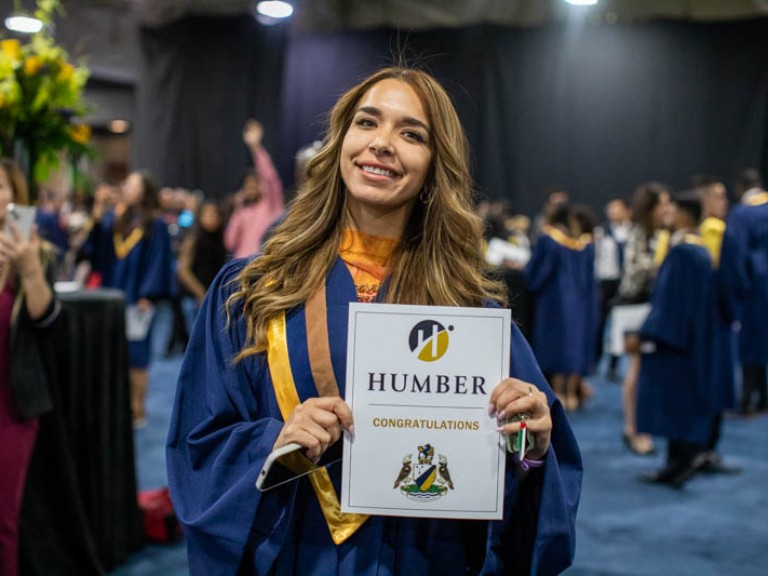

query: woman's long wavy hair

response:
[229,67,507,360]
[631,181,669,236]
[0,158,29,206]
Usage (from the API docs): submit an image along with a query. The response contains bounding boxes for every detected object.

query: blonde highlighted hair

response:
[228,67,506,360]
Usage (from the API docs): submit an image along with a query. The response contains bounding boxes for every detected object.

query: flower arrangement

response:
[0,0,91,194]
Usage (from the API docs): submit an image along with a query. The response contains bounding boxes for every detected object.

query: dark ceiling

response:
[2,0,768,82]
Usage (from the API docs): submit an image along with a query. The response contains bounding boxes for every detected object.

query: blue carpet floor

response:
[109,310,768,575]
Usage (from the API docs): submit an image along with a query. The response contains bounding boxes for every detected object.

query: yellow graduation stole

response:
[113,228,144,260]
[542,225,591,251]
[699,217,725,268]
[745,192,768,207]
[652,229,671,267]
[682,233,705,247]
[265,285,369,546]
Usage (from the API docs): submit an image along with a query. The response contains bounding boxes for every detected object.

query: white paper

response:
[54,281,83,293]
[125,303,155,341]
[485,237,531,267]
[341,303,510,520]
[609,303,651,355]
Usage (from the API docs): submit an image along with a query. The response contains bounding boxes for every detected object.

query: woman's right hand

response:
[273,397,353,462]
[624,333,641,354]
[92,185,112,221]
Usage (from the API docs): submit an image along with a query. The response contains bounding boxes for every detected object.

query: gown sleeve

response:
[79,212,116,279]
[719,208,750,323]
[524,236,557,294]
[489,323,583,576]
[137,219,174,300]
[166,258,295,574]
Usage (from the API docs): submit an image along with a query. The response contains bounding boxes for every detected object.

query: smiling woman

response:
[166,66,582,576]
[224,67,508,355]
[0,158,62,576]
[341,79,433,237]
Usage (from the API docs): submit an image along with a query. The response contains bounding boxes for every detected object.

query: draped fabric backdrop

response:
[134,16,286,196]
[134,16,768,215]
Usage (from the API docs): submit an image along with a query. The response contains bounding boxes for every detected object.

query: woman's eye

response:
[403,130,426,143]
[355,117,376,128]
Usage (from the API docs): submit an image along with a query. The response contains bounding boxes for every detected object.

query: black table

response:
[20,289,144,575]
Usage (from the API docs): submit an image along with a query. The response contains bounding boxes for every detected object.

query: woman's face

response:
[199,204,221,232]
[122,172,145,207]
[659,192,675,228]
[0,167,13,226]
[703,183,728,220]
[652,192,672,229]
[340,79,433,224]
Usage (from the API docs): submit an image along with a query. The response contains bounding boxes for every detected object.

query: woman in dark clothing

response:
[176,198,228,333]
[0,158,62,576]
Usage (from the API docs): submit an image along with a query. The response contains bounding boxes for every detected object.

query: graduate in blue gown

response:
[81,171,173,425]
[525,203,596,411]
[695,178,739,474]
[719,169,768,415]
[167,68,581,575]
[635,191,728,487]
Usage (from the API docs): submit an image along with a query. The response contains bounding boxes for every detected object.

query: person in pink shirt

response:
[224,120,284,258]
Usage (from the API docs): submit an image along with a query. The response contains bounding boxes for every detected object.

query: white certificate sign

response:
[341,303,511,520]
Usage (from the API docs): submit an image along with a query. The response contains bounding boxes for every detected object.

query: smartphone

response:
[4,203,37,240]
[256,440,343,492]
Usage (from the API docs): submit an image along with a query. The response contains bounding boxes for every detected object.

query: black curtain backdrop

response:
[134,16,286,196]
[134,16,768,215]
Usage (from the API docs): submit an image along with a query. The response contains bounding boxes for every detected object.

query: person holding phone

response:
[167,68,581,576]
[0,158,62,576]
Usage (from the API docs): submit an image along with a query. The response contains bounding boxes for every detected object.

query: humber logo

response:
[408,320,453,362]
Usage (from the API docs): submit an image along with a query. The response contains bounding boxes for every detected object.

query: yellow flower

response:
[58,62,74,80]
[0,78,21,108]
[1,39,21,61]
[24,55,43,76]
[69,123,91,145]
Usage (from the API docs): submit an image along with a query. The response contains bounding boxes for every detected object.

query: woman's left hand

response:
[489,378,552,461]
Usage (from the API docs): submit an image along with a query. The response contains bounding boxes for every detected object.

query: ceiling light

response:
[109,120,130,134]
[256,1,294,19]
[564,0,599,5]
[4,14,43,34]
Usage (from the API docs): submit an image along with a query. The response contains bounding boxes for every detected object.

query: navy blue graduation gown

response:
[636,242,722,444]
[525,233,596,375]
[166,257,582,576]
[711,269,736,414]
[82,214,174,303]
[719,201,768,365]
[35,209,69,252]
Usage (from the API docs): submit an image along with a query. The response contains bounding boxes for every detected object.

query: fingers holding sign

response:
[489,378,552,461]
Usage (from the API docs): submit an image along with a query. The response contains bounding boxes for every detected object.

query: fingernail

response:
[347,425,355,439]
[497,410,507,420]
[488,404,496,417]
[495,426,506,434]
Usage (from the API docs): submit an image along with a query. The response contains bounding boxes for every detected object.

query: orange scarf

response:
[338,229,398,302]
